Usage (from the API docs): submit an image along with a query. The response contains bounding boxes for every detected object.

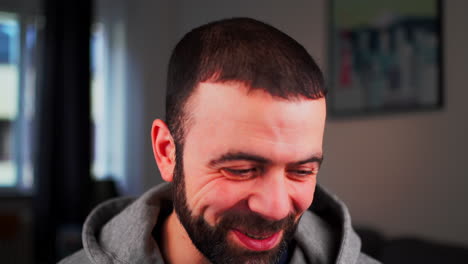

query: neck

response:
[161,211,208,264]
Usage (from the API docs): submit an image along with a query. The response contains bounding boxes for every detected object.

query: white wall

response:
[172,0,327,67]
[116,0,174,195]
[322,0,468,246]
[125,0,468,246]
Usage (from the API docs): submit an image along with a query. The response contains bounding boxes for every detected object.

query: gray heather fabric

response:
[59,183,380,264]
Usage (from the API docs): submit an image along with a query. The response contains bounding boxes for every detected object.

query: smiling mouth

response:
[232,229,282,251]
[244,232,273,240]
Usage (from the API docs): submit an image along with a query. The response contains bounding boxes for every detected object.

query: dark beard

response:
[171,143,298,264]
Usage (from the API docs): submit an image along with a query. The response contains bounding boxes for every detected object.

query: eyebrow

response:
[208,151,324,167]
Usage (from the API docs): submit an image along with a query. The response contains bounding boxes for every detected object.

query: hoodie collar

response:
[295,185,362,264]
[81,183,361,264]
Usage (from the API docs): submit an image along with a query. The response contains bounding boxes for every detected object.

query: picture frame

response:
[328,0,443,117]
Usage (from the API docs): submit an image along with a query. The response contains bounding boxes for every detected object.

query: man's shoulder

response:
[58,183,173,264]
[58,249,93,264]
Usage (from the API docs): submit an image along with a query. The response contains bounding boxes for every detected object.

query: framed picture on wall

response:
[328,0,443,117]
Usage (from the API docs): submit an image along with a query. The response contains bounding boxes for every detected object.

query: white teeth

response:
[245,233,269,240]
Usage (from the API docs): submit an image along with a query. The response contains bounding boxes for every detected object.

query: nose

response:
[247,170,291,221]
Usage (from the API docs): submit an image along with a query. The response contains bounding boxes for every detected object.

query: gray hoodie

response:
[59,183,380,264]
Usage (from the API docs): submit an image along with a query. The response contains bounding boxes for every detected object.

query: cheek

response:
[206,184,248,223]
[186,177,252,225]
[186,175,317,225]
[290,179,317,215]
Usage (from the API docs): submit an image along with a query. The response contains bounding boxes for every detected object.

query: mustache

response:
[216,210,296,234]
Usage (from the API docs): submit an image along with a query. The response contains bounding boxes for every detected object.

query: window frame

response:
[0,4,42,195]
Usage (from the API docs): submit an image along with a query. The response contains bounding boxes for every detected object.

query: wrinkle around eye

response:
[220,167,260,180]
[189,174,227,211]
[286,169,318,182]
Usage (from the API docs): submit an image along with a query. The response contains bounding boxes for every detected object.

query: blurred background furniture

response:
[356,227,468,263]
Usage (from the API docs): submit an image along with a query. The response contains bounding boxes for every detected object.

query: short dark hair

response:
[166,17,326,144]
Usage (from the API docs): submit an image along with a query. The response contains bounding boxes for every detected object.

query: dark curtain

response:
[33,0,93,262]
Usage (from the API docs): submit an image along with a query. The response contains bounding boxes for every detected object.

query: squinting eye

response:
[289,169,318,178]
[222,167,259,180]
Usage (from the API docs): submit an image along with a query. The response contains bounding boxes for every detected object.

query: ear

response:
[151,119,176,182]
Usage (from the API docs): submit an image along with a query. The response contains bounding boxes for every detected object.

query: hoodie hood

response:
[292,184,365,263]
[72,183,378,264]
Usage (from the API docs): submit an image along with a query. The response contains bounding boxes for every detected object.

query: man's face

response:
[173,82,326,264]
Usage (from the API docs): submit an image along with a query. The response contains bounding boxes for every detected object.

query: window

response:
[90,3,127,192]
[0,11,41,191]
[0,12,20,187]
[91,22,107,179]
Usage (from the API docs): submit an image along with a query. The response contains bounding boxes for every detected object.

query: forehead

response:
[184,82,326,162]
